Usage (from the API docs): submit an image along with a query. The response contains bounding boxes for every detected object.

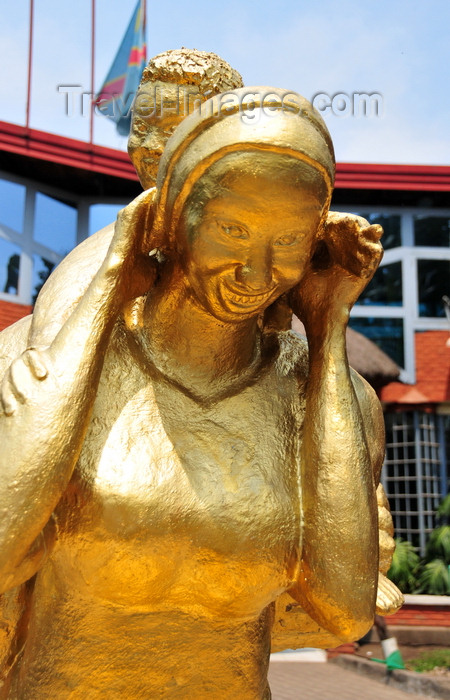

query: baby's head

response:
[128,48,243,189]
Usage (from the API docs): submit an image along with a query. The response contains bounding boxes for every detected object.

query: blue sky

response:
[0,0,449,165]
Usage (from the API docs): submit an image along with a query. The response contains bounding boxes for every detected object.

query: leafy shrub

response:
[424,525,450,565]
[387,539,421,593]
[437,493,450,520]
[416,559,450,595]
[388,494,450,595]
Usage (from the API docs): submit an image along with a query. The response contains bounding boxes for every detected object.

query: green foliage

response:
[387,538,421,593]
[388,494,450,595]
[437,493,450,520]
[416,559,450,595]
[425,525,450,564]
[408,649,450,673]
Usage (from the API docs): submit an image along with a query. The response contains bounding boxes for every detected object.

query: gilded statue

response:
[0,79,402,698]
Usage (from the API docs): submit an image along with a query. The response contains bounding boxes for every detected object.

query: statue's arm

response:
[0,319,55,589]
[0,190,156,593]
[350,370,385,484]
[272,356,402,652]
[289,213,384,642]
[351,370,403,615]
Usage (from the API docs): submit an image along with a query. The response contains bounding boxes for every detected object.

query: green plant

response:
[437,493,450,520]
[407,649,450,673]
[387,538,421,593]
[417,494,450,594]
[416,559,450,595]
[388,495,450,595]
[425,525,450,564]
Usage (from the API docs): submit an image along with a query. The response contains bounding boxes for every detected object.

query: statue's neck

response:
[128,268,263,400]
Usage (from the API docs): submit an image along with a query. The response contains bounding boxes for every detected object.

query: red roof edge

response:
[1,121,450,191]
[0,120,138,182]
[336,162,450,192]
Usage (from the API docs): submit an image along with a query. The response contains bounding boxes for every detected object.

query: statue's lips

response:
[221,283,277,309]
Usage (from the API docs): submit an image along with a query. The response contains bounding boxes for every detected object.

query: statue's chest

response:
[53,356,303,613]
[76,370,299,533]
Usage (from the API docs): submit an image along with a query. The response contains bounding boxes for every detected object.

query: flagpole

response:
[143,0,147,54]
[26,0,34,131]
[89,0,96,145]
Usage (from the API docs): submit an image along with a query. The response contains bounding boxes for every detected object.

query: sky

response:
[0,0,449,165]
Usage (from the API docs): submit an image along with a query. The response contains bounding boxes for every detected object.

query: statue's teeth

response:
[231,292,268,304]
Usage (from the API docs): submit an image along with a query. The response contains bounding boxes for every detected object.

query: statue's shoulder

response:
[272,329,309,378]
[0,315,32,374]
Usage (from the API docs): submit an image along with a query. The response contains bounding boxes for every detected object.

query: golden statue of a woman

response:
[0,87,401,698]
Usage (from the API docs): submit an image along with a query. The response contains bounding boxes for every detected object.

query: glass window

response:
[89,203,125,237]
[356,213,401,250]
[417,259,450,317]
[0,178,26,234]
[414,216,450,247]
[34,192,77,255]
[32,254,55,305]
[355,261,402,307]
[348,317,404,367]
[0,239,21,295]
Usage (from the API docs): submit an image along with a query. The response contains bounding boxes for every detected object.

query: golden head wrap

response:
[151,87,335,248]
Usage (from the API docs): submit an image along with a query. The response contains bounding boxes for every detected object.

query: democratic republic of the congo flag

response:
[95,0,147,135]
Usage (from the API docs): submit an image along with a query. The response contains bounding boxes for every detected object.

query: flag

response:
[95,0,146,135]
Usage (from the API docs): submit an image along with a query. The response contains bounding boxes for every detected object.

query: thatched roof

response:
[291,315,400,389]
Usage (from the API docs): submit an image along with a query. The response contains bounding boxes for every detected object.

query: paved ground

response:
[268,661,431,700]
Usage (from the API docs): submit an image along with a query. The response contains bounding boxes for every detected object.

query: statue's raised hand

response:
[30,189,160,349]
[105,188,159,304]
[290,212,383,333]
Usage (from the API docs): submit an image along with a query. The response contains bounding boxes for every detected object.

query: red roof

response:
[0,300,32,332]
[336,162,450,192]
[0,120,137,182]
[380,331,450,404]
[1,120,450,191]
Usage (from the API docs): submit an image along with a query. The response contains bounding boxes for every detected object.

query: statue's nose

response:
[235,251,272,291]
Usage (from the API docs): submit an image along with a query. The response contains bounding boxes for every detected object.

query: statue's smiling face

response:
[177,162,327,323]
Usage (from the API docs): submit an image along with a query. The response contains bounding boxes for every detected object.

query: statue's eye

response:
[219,222,249,239]
[275,233,298,246]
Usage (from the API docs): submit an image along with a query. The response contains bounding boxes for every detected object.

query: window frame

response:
[0,169,127,306]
